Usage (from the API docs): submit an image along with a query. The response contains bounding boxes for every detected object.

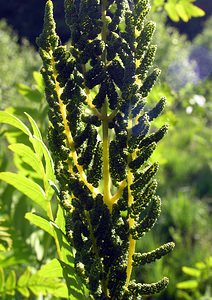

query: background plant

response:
[176,256,212,300]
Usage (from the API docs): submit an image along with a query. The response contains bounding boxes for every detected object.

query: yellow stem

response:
[51,53,99,197]
[102,110,112,210]
[126,169,136,287]
[110,180,127,204]
[100,0,112,212]
[126,117,136,287]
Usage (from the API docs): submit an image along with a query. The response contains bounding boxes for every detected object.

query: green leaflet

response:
[0,264,68,298]
[25,112,43,159]
[0,172,47,212]
[0,111,56,209]
[37,258,64,278]
[25,206,86,299]
[32,135,55,183]
[17,83,42,103]
[164,0,205,22]
[0,111,31,136]
[18,268,31,289]
[176,280,198,290]
[0,268,4,292]
[8,143,44,177]
[25,212,55,237]
[182,266,201,278]
[5,270,16,296]
[0,108,86,298]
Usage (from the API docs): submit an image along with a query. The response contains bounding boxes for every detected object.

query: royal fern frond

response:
[37,0,175,299]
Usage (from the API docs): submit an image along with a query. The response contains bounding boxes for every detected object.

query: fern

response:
[0,259,68,298]
[36,0,175,299]
[0,111,86,299]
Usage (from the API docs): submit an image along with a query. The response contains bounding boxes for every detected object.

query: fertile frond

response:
[37,0,174,298]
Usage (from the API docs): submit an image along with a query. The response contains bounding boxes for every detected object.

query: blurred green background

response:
[0,0,211,299]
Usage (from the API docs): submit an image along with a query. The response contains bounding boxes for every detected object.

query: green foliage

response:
[152,0,205,22]
[194,16,212,51]
[176,257,212,299]
[0,260,68,299]
[0,20,41,110]
[36,0,175,299]
[0,111,86,299]
[133,191,212,300]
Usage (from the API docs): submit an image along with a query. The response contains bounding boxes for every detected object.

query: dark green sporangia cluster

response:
[37,0,175,299]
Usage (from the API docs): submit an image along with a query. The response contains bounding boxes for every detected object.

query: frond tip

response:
[133,242,175,266]
[126,277,169,297]
[36,0,58,51]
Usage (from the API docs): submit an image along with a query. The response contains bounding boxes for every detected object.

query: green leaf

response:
[0,268,5,292]
[176,3,189,22]
[185,3,205,18]
[8,143,43,177]
[152,0,165,9]
[18,268,31,287]
[58,261,86,300]
[0,172,47,212]
[55,204,65,232]
[5,270,16,295]
[207,256,212,267]
[176,279,199,289]
[164,2,180,21]
[17,83,41,102]
[37,258,64,278]
[33,135,55,182]
[195,261,206,270]
[49,179,60,196]
[0,111,31,136]
[33,71,45,94]
[28,273,68,298]
[25,112,42,140]
[25,212,54,237]
[25,113,43,159]
[17,286,30,298]
[182,266,201,277]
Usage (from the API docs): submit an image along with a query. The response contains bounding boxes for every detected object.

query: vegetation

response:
[0,0,211,299]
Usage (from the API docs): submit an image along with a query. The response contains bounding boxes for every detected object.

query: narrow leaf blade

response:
[0,111,31,136]
[25,212,54,237]
[0,172,47,212]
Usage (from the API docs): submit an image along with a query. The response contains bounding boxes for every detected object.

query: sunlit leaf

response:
[16,286,30,298]
[176,3,189,22]
[25,212,54,237]
[17,268,31,287]
[195,261,206,270]
[55,204,65,232]
[185,3,205,18]
[25,113,43,159]
[0,111,31,136]
[164,2,180,21]
[0,172,47,212]
[5,270,16,295]
[152,0,165,8]
[182,266,201,277]
[33,71,45,94]
[37,258,64,278]
[28,273,68,298]
[32,136,55,182]
[0,268,5,292]
[207,256,212,267]
[176,279,198,289]
[17,83,41,102]
[8,143,43,177]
